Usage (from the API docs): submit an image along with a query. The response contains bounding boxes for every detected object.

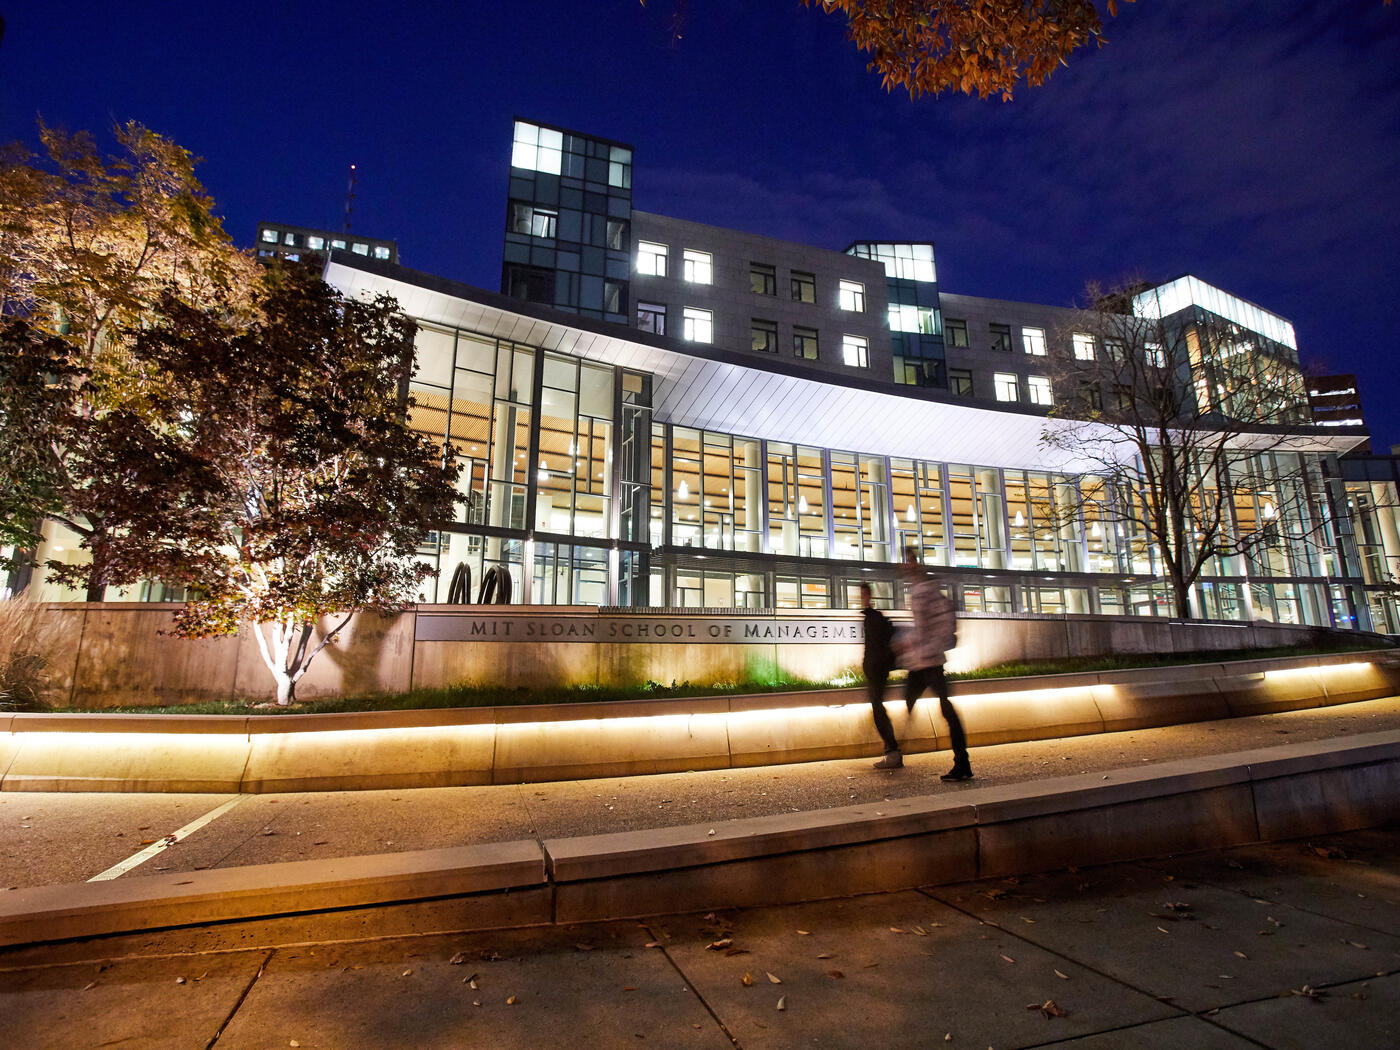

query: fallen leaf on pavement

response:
[705,938,733,951]
[1027,999,1068,1018]
[776,996,786,1011]
[741,972,754,986]
[449,952,470,965]
[826,970,844,979]
[767,971,782,984]
[1000,954,1015,964]
[1053,970,1069,980]
[506,995,517,1005]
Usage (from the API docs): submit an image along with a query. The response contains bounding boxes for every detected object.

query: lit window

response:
[511,121,562,175]
[791,271,815,303]
[1028,375,1053,405]
[682,307,713,343]
[636,301,666,335]
[889,305,940,334]
[331,239,347,250]
[945,319,968,347]
[682,249,712,284]
[307,235,325,250]
[510,202,556,239]
[838,280,865,312]
[352,242,369,256]
[750,263,776,296]
[990,323,1013,352]
[948,368,973,397]
[793,325,818,359]
[751,319,778,353]
[372,245,390,260]
[994,372,1019,402]
[1022,327,1046,356]
[260,228,278,244]
[637,241,668,277]
[1073,333,1096,360]
[283,232,297,246]
[841,335,869,368]
[1145,342,1166,367]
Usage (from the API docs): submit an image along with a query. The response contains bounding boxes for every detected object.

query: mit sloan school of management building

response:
[19,119,1400,638]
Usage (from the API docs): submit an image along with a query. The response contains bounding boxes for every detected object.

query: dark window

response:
[990,323,1013,352]
[1079,381,1104,410]
[606,219,628,251]
[750,263,777,296]
[603,279,625,315]
[504,265,553,303]
[948,368,974,397]
[636,301,665,335]
[1105,337,1125,361]
[751,319,778,353]
[791,271,816,303]
[793,325,819,359]
[945,319,968,348]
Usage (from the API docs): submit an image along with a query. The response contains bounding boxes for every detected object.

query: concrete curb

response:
[2,650,1397,793]
[1,731,1395,949]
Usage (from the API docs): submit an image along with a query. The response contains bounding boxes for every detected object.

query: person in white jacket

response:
[876,546,973,780]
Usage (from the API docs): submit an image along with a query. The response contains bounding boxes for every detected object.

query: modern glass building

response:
[11,118,1395,633]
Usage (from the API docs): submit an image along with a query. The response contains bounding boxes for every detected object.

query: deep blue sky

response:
[4,2,1398,446]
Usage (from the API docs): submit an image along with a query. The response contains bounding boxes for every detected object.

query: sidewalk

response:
[1,826,1395,1049]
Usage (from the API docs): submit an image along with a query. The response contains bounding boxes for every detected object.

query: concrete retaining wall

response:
[3,730,1395,948]
[3,650,1398,793]
[30,602,1366,708]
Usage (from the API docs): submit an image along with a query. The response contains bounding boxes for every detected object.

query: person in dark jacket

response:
[860,582,902,766]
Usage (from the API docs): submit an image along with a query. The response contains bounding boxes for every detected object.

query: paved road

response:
[3,697,1399,891]
[0,825,1395,1049]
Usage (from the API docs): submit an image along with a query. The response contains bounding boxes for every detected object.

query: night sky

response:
[4,2,1398,446]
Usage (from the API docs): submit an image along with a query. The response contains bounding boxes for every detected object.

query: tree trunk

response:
[274,671,295,705]
[84,577,106,603]
[1171,577,1192,619]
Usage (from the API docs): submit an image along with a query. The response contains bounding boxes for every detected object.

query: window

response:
[603,279,624,314]
[1145,342,1166,367]
[750,263,776,296]
[841,334,869,368]
[1079,381,1103,410]
[751,319,778,353]
[945,319,968,347]
[260,228,278,244]
[682,307,713,343]
[372,245,391,260]
[994,372,1020,402]
[990,323,1013,352]
[303,235,323,250]
[889,305,940,333]
[510,201,557,239]
[636,301,666,335]
[948,368,974,397]
[1028,375,1053,405]
[791,270,815,303]
[351,242,369,256]
[683,249,712,284]
[838,280,865,312]
[606,219,628,251]
[1073,333,1096,361]
[331,238,346,250]
[637,241,668,277]
[1105,337,1125,361]
[1022,327,1046,356]
[793,326,818,359]
[283,232,297,246]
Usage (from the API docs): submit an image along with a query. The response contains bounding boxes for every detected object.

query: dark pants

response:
[867,671,898,753]
[905,665,971,772]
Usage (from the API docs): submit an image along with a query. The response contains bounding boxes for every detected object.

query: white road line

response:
[88,797,246,882]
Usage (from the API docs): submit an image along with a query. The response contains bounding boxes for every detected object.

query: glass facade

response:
[847,242,945,389]
[374,317,1376,627]
[502,121,633,324]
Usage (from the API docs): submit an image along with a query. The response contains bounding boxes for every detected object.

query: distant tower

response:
[343,164,358,234]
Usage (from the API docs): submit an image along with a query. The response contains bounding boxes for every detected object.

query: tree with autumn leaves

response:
[1,122,460,703]
[134,265,460,704]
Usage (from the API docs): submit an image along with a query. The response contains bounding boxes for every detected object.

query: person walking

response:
[859,582,902,767]
[891,546,973,780]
